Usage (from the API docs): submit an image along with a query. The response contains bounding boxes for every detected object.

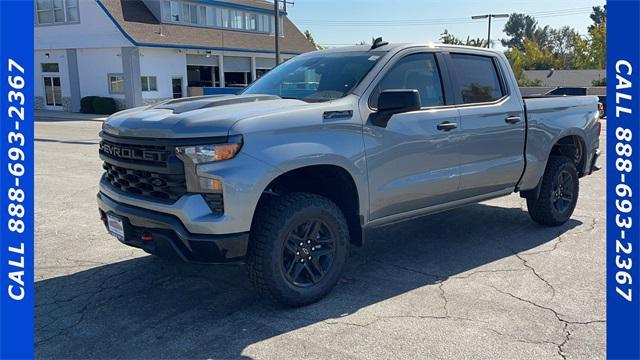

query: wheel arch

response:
[521,130,588,200]
[254,163,366,247]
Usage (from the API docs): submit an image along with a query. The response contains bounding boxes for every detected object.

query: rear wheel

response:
[526,156,579,226]
[246,192,349,307]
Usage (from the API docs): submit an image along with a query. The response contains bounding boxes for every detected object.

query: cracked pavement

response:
[35,119,606,359]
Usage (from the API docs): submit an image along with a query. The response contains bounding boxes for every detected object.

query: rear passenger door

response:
[447,52,526,198]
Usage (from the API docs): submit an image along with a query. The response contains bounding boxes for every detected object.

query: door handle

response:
[437,121,458,131]
[505,116,522,124]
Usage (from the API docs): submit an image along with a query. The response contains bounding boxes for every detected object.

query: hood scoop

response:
[153,94,281,114]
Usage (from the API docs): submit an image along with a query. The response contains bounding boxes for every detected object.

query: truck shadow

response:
[35,203,582,359]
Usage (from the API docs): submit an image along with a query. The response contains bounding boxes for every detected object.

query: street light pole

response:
[471,13,509,48]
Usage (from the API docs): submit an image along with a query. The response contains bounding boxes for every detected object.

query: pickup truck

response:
[98,42,601,306]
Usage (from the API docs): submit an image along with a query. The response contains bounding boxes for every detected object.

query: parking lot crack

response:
[557,323,570,360]
[488,285,604,325]
[523,217,598,256]
[515,253,556,298]
[450,268,527,280]
[437,282,449,316]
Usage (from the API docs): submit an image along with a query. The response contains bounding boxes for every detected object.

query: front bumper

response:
[98,192,249,263]
[588,148,601,174]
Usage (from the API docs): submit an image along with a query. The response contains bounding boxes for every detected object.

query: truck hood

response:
[102,95,308,139]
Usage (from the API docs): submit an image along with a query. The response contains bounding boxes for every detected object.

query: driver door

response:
[363,52,462,221]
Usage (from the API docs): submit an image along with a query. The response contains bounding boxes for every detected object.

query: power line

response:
[294,7,592,27]
[295,6,592,23]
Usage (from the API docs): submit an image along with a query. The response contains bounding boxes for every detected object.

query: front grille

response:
[103,163,186,202]
[99,139,169,167]
[99,134,225,214]
[99,136,187,203]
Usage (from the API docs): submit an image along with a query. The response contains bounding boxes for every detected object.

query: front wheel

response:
[246,192,350,307]
[526,156,579,226]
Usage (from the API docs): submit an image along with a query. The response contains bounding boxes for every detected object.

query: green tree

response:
[440,29,490,47]
[505,38,555,86]
[502,13,554,51]
[440,29,460,45]
[501,13,538,50]
[303,30,324,50]
[589,5,607,32]
[548,26,579,69]
[572,6,606,69]
[573,24,606,69]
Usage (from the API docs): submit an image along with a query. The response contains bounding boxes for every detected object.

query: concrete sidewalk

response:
[35,109,109,122]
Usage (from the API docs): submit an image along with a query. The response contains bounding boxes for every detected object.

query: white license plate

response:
[107,214,125,240]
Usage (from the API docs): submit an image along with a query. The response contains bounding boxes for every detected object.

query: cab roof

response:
[313,43,503,56]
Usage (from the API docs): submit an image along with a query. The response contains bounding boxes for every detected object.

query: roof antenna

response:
[371,37,388,50]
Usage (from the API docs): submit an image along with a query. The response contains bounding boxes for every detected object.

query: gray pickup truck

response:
[98,42,601,306]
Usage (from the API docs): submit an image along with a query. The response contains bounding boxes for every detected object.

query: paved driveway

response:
[35,118,606,359]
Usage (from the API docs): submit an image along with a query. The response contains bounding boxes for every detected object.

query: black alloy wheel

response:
[282,218,337,287]
[246,192,350,307]
[551,170,575,214]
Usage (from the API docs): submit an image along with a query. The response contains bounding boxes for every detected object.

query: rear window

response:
[450,54,504,104]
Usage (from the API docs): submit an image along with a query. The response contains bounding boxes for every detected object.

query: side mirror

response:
[370,89,422,127]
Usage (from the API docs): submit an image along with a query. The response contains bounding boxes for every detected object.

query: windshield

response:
[242,51,385,102]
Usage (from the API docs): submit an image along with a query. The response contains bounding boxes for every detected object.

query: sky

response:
[286,0,606,50]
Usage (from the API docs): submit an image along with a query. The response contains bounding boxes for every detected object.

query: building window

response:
[246,13,257,31]
[224,72,252,88]
[205,7,215,26]
[189,4,198,24]
[108,74,124,94]
[66,0,79,21]
[258,14,270,33]
[198,6,206,25]
[35,0,80,25]
[165,1,181,22]
[187,65,220,88]
[220,8,229,27]
[170,1,180,21]
[141,76,158,92]
[160,0,276,34]
[230,10,243,29]
[41,63,60,73]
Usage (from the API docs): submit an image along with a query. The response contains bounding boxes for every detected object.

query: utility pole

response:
[273,0,294,65]
[274,0,280,65]
[471,13,509,48]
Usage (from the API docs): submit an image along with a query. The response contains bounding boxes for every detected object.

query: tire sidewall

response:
[545,159,579,223]
[259,196,349,305]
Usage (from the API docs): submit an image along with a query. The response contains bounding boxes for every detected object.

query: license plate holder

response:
[106,213,125,241]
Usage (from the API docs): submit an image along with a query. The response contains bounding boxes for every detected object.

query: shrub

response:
[92,97,117,115]
[80,96,99,113]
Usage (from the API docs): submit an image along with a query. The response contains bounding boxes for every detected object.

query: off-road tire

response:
[246,192,350,307]
[526,156,579,226]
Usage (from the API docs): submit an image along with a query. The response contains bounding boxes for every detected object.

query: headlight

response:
[177,137,242,164]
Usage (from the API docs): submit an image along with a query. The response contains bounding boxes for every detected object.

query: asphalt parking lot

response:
[35,118,606,359]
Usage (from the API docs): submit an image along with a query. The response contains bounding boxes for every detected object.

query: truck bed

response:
[517,95,601,191]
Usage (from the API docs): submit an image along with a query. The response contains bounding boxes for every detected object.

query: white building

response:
[34,0,315,111]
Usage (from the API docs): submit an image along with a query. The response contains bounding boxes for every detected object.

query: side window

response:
[450,54,505,104]
[371,53,444,108]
